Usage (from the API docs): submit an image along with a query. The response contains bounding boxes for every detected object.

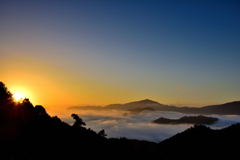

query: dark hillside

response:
[198,101,240,115]
[0,82,158,160]
[158,123,240,159]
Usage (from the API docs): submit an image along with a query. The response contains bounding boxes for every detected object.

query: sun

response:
[13,92,25,101]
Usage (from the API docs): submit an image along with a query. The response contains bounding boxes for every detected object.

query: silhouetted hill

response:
[125,99,160,106]
[153,115,218,125]
[158,123,240,159]
[125,107,155,115]
[198,101,240,115]
[104,99,240,115]
[105,99,173,110]
[0,82,159,160]
[68,99,240,115]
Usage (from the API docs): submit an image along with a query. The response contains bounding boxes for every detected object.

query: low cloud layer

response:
[53,108,240,143]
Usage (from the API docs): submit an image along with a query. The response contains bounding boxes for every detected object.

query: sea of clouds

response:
[47,107,240,143]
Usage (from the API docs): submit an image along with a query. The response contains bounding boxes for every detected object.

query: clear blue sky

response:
[1,0,240,107]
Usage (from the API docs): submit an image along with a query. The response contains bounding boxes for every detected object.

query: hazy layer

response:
[48,107,240,142]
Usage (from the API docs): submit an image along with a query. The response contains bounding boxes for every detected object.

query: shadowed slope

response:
[158,123,240,159]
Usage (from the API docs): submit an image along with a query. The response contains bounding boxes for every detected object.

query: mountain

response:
[104,99,240,115]
[172,101,240,115]
[197,101,240,115]
[124,107,155,115]
[125,99,160,106]
[157,123,240,159]
[104,99,174,110]
[153,115,218,125]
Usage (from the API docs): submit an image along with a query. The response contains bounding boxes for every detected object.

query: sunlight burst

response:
[13,92,25,101]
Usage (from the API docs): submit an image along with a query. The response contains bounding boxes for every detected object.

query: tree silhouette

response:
[0,82,13,103]
[35,105,47,116]
[98,129,107,137]
[71,114,86,127]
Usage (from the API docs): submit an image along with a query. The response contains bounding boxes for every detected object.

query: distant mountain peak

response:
[125,99,161,106]
[104,99,163,110]
[141,99,159,103]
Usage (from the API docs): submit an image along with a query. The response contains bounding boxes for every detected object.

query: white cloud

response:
[102,120,118,125]
[54,108,240,142]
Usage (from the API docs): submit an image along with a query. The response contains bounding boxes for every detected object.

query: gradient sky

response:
[1,0,240,107]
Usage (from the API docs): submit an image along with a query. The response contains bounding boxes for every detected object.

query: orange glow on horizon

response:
[1,56,232,108]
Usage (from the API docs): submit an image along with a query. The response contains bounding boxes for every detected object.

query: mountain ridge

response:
[104,99,170,110]
[68,99,240,115]
[104,99,240,115]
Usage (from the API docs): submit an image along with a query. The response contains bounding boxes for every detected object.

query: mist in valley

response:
[50,107,240,142]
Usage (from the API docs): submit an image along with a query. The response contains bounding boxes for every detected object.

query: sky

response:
[1,0,240,108]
